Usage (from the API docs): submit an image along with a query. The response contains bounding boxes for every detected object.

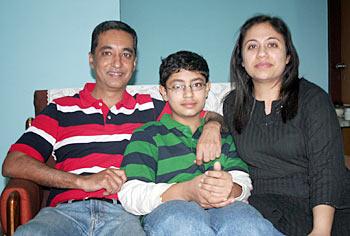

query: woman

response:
[223,15,349,235]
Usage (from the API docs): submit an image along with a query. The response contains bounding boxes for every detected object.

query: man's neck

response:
[91,87,125,108]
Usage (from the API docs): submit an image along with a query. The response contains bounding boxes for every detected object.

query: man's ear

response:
[133,57,137,72]
[159,85,168,101]
[88,52,95,69]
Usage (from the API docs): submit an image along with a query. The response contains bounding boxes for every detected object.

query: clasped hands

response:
[187,162,237,209]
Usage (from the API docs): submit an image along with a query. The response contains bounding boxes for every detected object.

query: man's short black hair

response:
[90,20,137,55]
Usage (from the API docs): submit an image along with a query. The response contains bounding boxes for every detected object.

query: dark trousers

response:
[249,194,350,236]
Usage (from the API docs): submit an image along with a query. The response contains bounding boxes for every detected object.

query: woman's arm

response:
[309,205,335,236]
[302,85,346,233]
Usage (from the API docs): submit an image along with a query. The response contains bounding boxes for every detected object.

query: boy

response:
[119,51,281,235]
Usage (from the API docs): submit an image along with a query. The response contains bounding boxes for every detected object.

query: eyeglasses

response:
[166,82,207,93]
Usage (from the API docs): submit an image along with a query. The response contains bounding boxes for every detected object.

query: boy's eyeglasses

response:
[166,82,206,93]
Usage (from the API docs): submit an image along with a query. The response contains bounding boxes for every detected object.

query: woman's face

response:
[241,22,290,85]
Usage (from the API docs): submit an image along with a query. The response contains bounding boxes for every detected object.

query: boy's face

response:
[159,69,210,124]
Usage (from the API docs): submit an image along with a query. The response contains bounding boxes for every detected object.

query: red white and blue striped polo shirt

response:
[9,83,170,206]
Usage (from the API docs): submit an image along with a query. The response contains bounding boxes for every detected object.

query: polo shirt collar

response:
[160,114,205,137]
[79,83,136,109]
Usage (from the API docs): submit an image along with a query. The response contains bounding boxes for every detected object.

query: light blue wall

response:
[0,0,328,192]
[120,0,328,90]
[0,0,120,191]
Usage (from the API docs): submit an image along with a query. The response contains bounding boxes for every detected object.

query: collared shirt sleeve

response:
[118,171,252,216]
[118,180,175,215]
[229,170,252,202]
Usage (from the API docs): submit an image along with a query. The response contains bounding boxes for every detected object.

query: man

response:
[2,21,221,235]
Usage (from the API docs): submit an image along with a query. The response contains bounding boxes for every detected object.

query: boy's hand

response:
[196,121,222,165]
[184,174,227,208]
[200,162,234,202]
[184,175,212,207]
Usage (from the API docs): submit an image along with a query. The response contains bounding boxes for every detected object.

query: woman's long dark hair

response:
[225,15,300,134]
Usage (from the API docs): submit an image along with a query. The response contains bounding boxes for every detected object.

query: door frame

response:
[328,0,342,104]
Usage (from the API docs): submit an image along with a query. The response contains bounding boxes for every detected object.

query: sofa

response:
[0,82,231,236]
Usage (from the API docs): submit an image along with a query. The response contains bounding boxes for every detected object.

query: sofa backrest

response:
[43,82,232,115]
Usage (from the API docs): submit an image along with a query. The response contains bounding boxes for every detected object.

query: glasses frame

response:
[166,82,207,93]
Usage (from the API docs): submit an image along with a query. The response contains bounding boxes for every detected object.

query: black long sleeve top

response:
[223,78,347,209]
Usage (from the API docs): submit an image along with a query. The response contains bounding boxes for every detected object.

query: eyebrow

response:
[99,45,113,51]
[169,77,205,83]
[123,47,135,55]
[243,36,281,46]
[98,45,135,55]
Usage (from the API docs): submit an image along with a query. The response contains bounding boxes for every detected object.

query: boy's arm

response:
[118,180,174,215]
[120,126,167,214]
[228,170,252,202]
[119,174,227,214]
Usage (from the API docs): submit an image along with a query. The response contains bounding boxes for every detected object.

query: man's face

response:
[159,69,210,125]
[89,29,136,92]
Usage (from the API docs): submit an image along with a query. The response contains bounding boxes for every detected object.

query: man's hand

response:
[196,121,221,165]
[77,168,127,195]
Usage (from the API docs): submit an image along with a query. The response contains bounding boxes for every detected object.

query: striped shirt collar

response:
[79,83,136,109]
[160,114,205,137]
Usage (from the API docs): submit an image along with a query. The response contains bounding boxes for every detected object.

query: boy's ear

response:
[205,82,211,98]
[159,85,168,101]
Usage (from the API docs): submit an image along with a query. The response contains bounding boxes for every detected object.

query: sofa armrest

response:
[1,178,43,235]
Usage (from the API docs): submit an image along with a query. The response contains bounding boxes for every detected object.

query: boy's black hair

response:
[159,50,209,86]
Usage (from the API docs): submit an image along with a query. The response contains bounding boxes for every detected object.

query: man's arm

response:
[2,151,126,195]
[197,111,225,165]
